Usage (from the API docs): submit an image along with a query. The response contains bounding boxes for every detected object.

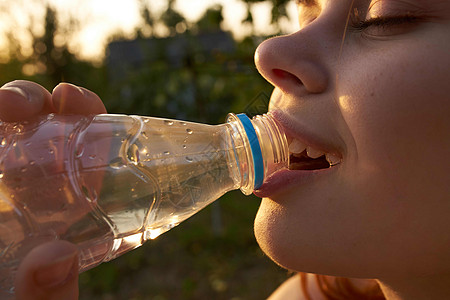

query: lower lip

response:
[253,167,338,198]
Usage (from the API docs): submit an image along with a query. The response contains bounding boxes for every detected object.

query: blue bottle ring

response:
[237,114,264,189]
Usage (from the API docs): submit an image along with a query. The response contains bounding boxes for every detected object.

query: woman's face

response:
[253,0,450,280]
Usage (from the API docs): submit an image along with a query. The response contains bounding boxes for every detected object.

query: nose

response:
[255,31,329,95]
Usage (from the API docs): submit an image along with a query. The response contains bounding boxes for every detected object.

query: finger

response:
[15,241,79,300]
[52,83,107,115]
[0,80,55,122]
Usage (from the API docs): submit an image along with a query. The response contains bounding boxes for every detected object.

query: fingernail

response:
[55,82,86,97]
[34,252,77,288]
[52,83,62,94]
[0,86,30,101]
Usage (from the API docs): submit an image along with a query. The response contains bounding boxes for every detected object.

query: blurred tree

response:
[195,5,224,32]
[0,31,25,83]
[137,0,155,38]
[241,0,265,34]
[29,6,72,86]
[269,0,292,25]
[104,3,271,123]
[0,3,106,91]
[27,5,107,91]
[240,0,292,32]
[161,0,187,36]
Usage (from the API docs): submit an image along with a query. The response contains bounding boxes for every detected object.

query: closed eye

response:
[348,13,428,37]
[351,15,423,31]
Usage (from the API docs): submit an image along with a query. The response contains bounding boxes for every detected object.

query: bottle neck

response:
[226,113,289,195]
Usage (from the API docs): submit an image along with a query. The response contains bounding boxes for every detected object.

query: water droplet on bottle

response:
[180,122,187,126]
[48,149,54,155]
[141,131,149,139]
[164,151,170,156]
[29,160,35,166]
[75,144,84,158]
[13,125,23,133]
[0,172,4,179]
[186,129,193,135]
[110,157,124,169]
[0,137,6,147]
[164,120,174,126]
[89,154,96,160]
[128,144,140,163]
[25,141,32,147]
[144,118,151,123]
[20,167,27,173]
[185,156,194,163]
[182,145,187,149]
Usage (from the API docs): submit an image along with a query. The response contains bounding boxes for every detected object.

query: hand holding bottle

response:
[0,80,106,300]
[0,80,289,299]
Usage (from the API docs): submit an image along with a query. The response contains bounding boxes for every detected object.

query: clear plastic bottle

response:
[0,112,288,297]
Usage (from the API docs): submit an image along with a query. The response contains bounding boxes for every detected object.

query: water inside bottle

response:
[0,114,243,287]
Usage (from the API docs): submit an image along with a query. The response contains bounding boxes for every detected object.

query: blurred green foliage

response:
[0,1,295,298]
[104,33,272,123]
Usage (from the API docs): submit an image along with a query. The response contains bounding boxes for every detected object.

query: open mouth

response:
[288,138,342,171]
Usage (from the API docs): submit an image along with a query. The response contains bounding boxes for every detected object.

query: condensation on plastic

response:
[0,113,288,298]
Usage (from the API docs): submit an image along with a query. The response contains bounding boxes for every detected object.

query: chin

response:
[253,195,375,278]
[254,197,310,272]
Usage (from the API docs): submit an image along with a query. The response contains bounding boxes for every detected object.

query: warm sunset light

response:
[0,0,297,61]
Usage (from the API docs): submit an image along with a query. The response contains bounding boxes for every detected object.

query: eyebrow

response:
[368,0,450,17]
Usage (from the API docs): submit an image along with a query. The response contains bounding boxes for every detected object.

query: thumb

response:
[15,241,79,300]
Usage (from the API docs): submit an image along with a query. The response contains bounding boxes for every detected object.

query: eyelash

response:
[350,15,423,32]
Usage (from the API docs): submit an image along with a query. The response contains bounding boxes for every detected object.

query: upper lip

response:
[269,110,344,158]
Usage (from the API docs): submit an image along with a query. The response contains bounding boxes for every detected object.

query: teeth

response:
[289,138,342,167]
[306,147,325,159]
[326,153,341,166]
[289,139,307,154]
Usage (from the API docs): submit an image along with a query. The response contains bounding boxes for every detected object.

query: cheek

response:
[335,49,450,273]
[338,51,450,200]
